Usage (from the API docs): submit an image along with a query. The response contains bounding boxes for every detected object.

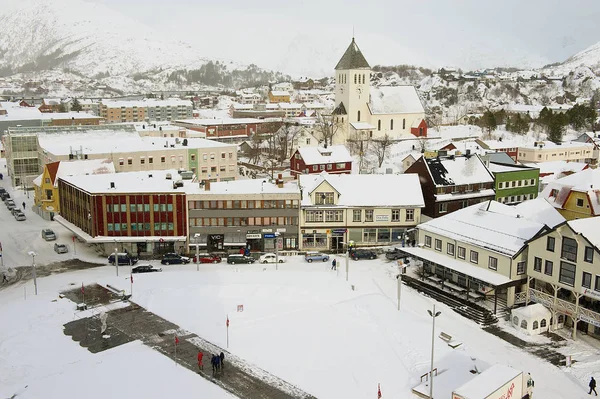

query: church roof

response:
[335,38,370,70]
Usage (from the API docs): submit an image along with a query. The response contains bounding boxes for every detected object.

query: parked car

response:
[161,253,191,265]
[13,210,26,221]
[226,254,256,264]
[42,229,57,241]
[107,252,138,265]
[0,187,6,195]
[1,192,10,201]
[132,265,162,273]
[259,253,286,264]
[304,251,330,263]
[385,248,405,260]
[192,253,222,264]
[351,249,378,260]
[5,200,16,210]
[54,243,68,254]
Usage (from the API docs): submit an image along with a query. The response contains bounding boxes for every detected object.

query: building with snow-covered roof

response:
[517,140,595,163]
[475,138,520,161]
[0,103,52,133]
[487,161,539,205]
[400,200,564,307]
[299,172,424,250]
[174,118,280,141]
[290,145,353,177]
[39,98,62,113]
[100,99,193,123]
[452,364,534,399]
[523,160,589,191]
[541,168,600,220]
[332,38,426,144]
[268,90,291,103]
[405,154,496,218]
[526,215,600,340]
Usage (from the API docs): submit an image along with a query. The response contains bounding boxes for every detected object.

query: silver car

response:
[14,211,26,221]
[54,243,68,254]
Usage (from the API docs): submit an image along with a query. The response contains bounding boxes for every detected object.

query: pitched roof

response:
[297,145,353,165]
[568,217,600,248]
[46,161,60,184]
[425,155,494,186]
[335,38,370,70]
[332,102,347,115]
[369,86,424,114]
[541,168,600,214]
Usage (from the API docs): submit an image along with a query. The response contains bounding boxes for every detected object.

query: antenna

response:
[352,26,355,39]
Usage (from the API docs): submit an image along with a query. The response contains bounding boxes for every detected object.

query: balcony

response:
[516,288,600,327]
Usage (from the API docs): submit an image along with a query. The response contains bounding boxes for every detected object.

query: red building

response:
[56,170,188,256]
[475,139,519,161]
[291,145,353,177]
[410,118,428,137]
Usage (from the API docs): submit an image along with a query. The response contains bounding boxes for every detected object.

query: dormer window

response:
[316,192,335,205]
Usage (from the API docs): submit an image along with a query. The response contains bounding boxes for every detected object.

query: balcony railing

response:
[520,288,600,325]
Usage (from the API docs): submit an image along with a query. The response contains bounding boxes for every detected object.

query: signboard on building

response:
[263,233,276,239]
[375,215,389,222]
[582,288,600,300]
[246,234,262,239]
[332,229,347,234]
[276,228,287,233]
[262,228,273,233]
[578,314,600,328]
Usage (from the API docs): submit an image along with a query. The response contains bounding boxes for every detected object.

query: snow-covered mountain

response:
[545,41,600,76]
[0,0,212,77]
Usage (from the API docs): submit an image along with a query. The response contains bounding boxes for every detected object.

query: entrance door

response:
[330,234,344,253]
[208,234,224,252]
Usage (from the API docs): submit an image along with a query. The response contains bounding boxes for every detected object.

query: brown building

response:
[48,112,103,126]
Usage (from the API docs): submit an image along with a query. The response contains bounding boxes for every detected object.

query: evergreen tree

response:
[71,98,82,112]
[480,110,497,136]
[547,114,567,144]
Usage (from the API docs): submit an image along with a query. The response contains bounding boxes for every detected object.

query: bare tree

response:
[370,134,394,168]
[274,123,301,163]
[314,112,343,146]
[246,133,264,164]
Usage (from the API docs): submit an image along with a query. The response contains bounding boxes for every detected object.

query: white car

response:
[258,253,286,264]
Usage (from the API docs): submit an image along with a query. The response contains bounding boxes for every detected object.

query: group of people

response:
[197,351,225,376]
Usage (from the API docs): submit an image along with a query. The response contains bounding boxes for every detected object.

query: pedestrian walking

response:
[0,172,3,180]
[211,354,217,375]
[22,201,26,210]
[219,351,225,369]
[197,351,204,371]
[2,274,8,284]
[590,377,597,395]
[215,354,221,373]
[331,258,337,270]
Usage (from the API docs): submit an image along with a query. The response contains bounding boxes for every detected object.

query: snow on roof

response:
[512,303,551,319]
[279,103,302,109]
[0,106,51,121]
[568,217,600,249]
[232,103,254,110]
[512,197,565,228]
[300,172,425,208]
[453,364,523,399]
[486,162,537,173]
[270,91,290,97]
[187,179,300,196]
[541,168,600,214]
[48,112,102,120]
[350,122,376,130]
[523,161,588,176]
[519,140,594,150]
[38,130,232,156]
[369,85,424,114]
[477,139,520,150]
[426,155,494,186]
[101,99,192,108]
[175,118,264,125]
[419,200,549,257]
[55,159,115,185]
[297,145,353,165]
[410,118,424,128]
[43,98,61,105]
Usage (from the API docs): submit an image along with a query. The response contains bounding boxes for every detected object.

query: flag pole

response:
[226,314,229,349]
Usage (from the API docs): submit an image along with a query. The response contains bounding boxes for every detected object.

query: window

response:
[406,209,414,222]
[315,192,334,205]
[365,210,374,222]
[488,256,497,270]
[392,209,400,222]
[312,165,318,171]
[517,261,526,275]
[521,320,528,329]
[576,198,584,207]
[353,210,361,222]
[447,243,455,256]
[533,320,539,330]
[544,260,553,276]
[534,257,542,272]
[596,276,600,292]
[221,153,226,159]
[559,261,576,286]
[439,203,448,213]
[435,239,442,251]
[458,246,466,259]
[306,211,324,222]
[119,158,124,166]
[540,319,547,328]
[127,158,133,165]
[357,110,361,121]
[140,157,145,165]
[161,156,166,163]
[582,272,592,289]
[585,246,594,263]
[390,119,394,130]
[354,74,357,84]
[561,237,578,262]
[148,157,153,164]
[425,236,432,248]
[402,118,406,129]
[470,251,479,264]
[546,236,555,252]
[378,120,381,131]
[498,182,504,189]
[324,210,343,222]
[530,179,535,185]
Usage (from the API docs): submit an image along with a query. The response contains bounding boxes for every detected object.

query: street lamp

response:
[27,251,37,295]
[194,233,201,272]
[427,304,441,399]
[114,239,119,277]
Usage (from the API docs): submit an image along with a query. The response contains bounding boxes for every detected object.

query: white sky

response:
[87,0,600,77]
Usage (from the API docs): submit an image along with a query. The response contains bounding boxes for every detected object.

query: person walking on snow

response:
[197,351,204,371]
[219,352,225,369]
[211,354,217,375]
[22,201,26,210]
[331,258,337,270]
[590,377,597,395]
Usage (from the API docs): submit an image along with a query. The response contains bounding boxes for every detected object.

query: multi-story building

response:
[100,99,193,123]
[38,98,62,113]
[290,145,353,177]
[299,172,424,250]
[47,112,103,126]
[187,177,301,253]
[400,199,564,308]
[57,169,189,255]
[487,161,539,205]
[32,159,115,220]
[174,118,270,141]
[516,141,596,164]
[404,154,496,218]
[541,168,600,220]
[525,217,600,339]
[475,139,519,161]
[268,90,291,103]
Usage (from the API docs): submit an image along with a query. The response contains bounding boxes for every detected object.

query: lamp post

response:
[27,251,37,295]
[274,232,280,269]
[427,304,441,399]
[114,240,119,277]
[194,233,200,272]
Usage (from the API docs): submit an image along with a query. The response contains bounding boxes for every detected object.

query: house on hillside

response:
[291,145,353,177]
[268,90,291,103]
[39,98,62,113]
[541,168,600,220]
[404,154,495,218]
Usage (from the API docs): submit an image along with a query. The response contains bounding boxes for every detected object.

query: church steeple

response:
[335,38,370,70]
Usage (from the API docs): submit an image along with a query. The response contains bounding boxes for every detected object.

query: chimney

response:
[110,182,115,189]
[204,180,211,191]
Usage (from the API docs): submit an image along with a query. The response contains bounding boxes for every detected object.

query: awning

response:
[399,246,512,287]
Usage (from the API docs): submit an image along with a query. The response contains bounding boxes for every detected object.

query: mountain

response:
[0,0,215,77]
[548,41,600,75]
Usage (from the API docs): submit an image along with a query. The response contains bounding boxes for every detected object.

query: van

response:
[41,229,57,241]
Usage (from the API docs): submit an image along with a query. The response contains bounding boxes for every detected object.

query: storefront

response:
[301,227,414,250]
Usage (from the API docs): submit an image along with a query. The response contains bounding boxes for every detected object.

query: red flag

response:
[378,383,382,399]
[226,315,230,328]
[81,283,84,294]
[175,336,180,345]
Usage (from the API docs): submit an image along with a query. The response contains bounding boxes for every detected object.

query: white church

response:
[332,38,427,144]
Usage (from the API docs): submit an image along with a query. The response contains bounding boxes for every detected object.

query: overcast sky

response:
[88,0,600,77]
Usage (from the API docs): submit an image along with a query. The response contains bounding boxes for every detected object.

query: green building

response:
[487,161,540,205]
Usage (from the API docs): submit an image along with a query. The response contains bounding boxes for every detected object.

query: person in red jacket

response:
[197,351,204,371]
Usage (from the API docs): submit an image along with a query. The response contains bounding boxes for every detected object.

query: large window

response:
[457,246,466,259]
[425,236,432,247]
[365,210,373,222]
[488,256,498,270]
[546,236,555,252]
[324,210,343,222]
[470,250,479,264]
[302,233,327,248]
[595,276,600,292]
[435,239,442,251]
[533,257,542,272]
[305,210,323,222]
[363,228,377,242]
[316,192,334,205]
[561,237,578,262]
[439,203,448,213]
[377,228,390,242]
[582,272,592,289]
[392,209,400,222]
[406,209,414,222]
[559,262,576,286]
[353,210,361,222]
[447,243,455,256]
[585,246,594,263]
[544,260,553,276]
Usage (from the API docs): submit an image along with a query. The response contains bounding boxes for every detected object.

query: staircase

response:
[403,275,498,326]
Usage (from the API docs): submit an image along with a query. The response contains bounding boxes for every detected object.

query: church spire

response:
[335,38,370,70]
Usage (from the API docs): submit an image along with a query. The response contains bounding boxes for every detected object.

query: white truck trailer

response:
[452,364,534,399]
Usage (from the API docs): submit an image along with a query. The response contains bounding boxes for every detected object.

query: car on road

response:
[226,254,256,264]
[13,210,26,221]
[192,253,222,264]
[1,192,10,201]
[0,188,6,196]
[350,249,378,260]
[259,253,286,264]
[5,200,16,210]
[385,248,406,260]
[54,243,68,254]
[107,252,138,265]
[304,252,330,263]
[132,265,162,273]
[42,229,57,241]
[161,253,191,265]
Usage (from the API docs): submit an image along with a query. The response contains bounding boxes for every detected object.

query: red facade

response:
[410,119,428,137]
[290,149,352,177]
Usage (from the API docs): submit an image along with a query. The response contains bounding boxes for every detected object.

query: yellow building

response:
[268,90,291,103]
[541,168,600,220]
[33,159,115,220]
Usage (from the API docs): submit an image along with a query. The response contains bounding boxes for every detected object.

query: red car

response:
[192,253,222,264]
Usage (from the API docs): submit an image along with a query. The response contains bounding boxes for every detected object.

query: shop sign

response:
[276,228,287,233]
[246,233,262,239]
[375,215,389,222]
[262,228,273,233]
[263,233,276,239]
[332,229,347,234]
[578,314,600,328]
[582,288,600,300]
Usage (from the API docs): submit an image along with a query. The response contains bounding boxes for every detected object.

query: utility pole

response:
[428,304,442,399]
[28,251,37,295]
[194,233,200,272]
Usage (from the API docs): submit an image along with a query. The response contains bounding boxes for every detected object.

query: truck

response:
[452,364,534,399]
